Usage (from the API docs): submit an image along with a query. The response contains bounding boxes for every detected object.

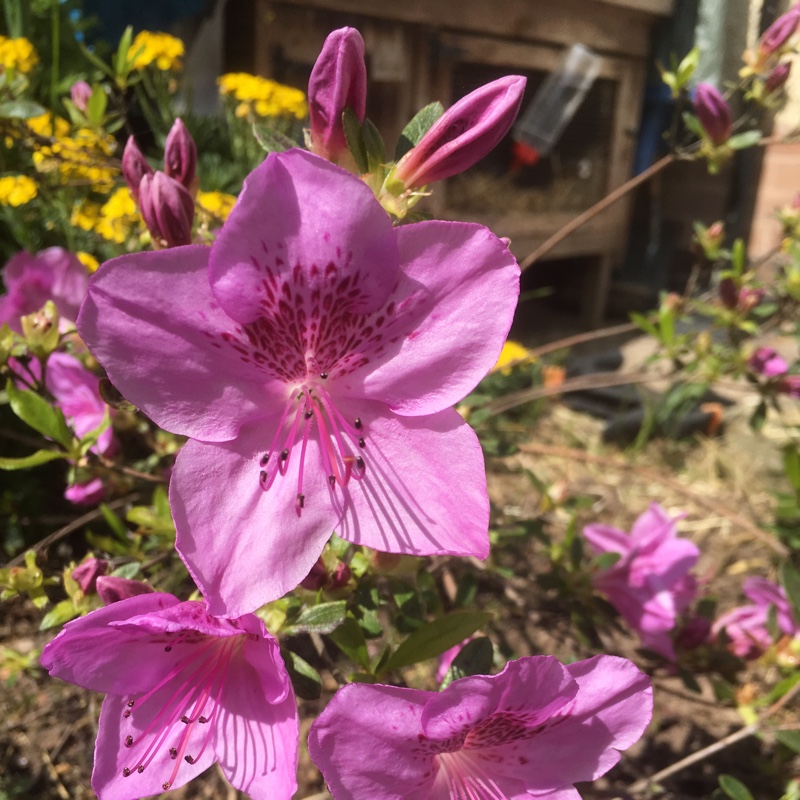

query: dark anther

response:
[356,457,365,470]
[280,449,289,461]
[304,410,313,419]
[358,438,366,448]
[137,765,145,774]
[354,417,362,429]
[328,475,336,486]
[123,710,131,718]
[297,494,305,509]
[260,453,269,466]
[127,700,135,707]
[260,470,267,483]
[162,782,172,791]
[320,372,328,379]
[122,768,132,777]
[169,748,178,760]
[199,716,209,724]
[185,755,195,764]
[125,736,134,747]
[181,715,191,724]
[164,645,172,652]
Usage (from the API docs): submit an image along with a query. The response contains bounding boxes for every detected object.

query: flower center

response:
[258,381,366,514]
[118,632,244,790]
[434,748,506,800]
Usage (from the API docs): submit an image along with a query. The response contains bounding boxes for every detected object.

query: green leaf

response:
[749,400,767,431]
[718,775,754,800]
[110,561,141,580]
[0,100,47,119]
[283,600,347,636]
[783,443,800,495]
[395,101,444,160]
[382,611,490,675]
[342,106,368,173]
[682,111,704,138]
[779,562,800,622]
[362,118,386,174]
[100,503,130,541]
[590,551,622,571]
[280,648,322,700]
[728,131,761,150]
[86,84,108,126]
[115,25,134,77]
[252,123,297,154]
[39,598,81,630]
[676,47,700,86]
[776,730,800,753]
[439,636,494,690]
[327,614,370,671]
[0,449,66,470]
[6,379,73,447]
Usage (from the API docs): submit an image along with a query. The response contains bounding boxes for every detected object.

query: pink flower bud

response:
[121,137,153,204]
[765,61,792,93]
[693,83,732,146]
[64,477,106,506]
[759,7,800,57]
[163,117,198,192]
[748,346,789,378]
[300,556,329,590]
[718,277,738,309]
[71,557,109,594]
[738,286,764,311]
[308,27,367,163]
[95,575,155,605]
[139,171,194,247]
[70,80,92,113]
[393,75,526,189]
[778,374,800,398]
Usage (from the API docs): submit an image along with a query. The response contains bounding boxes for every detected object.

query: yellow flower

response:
[492,340,534,375]
[0,36,38,74]
[76,251,100,273]
[128,31,184,71]
[94,187,140,243]
[218,72,307,120]
[26,112,70,139]
[71,199,102,231]
[0,174,37,206]
[197,190,237,221]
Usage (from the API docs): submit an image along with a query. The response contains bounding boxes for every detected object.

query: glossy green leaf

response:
[0,449,66,470]
[6,379,72,446]
[779,562,800,622]
[0,100,47,119]
[718,775,754,800]
[728,131,761,150]
[280,648,322,700]
[439,636,494,690]
[39,598,81,631]
[328,614,370,671]
[776,730,800,753]
[342,106,368,174]
[395,101,443,160]
[283,600,347,636]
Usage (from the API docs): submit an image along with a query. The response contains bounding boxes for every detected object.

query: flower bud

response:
[738,286,764,312]
[96,575,155,605]
[300,556,328,591]
[718,277,738,309]
[70,80,92,113]
[163,117,198,193]
[392,75,526,189]
[65,477,106,506]
[138,171,194,247]
[121,136,153,204]
[748,346,788,377]
[71,557,109,594]
[692,83,732,146]
[778,374,800,398]
[20,299,60,357]
[759,7,800,57]
[308,27,367,163]
[765,61,792,94]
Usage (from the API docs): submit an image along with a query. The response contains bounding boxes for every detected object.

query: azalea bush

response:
[0,6,799,800]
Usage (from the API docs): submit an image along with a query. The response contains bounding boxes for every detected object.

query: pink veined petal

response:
[48,247,90,322]
[77,245,283,442]
[171,427,336,617]
[350,221,520,415]
[214,651,299,800]
[308,683,434,800]
[40,593,180,695]
[209,149,398,326]
[629,503,678,549]
[582,524,633,561]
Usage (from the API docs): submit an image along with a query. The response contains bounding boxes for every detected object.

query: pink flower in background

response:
[71,556,109,593]
[0,247,88,331]
[65,477,106,506]
[70,80,92,112]
[392,76,526,190]
[692,83,732,146]
[96,575,155,605]
[309,654,652,800]
[583,504,700,660]
[121,137,153,204]
[758,5,800,57]
[163,118,197,193]
[308,27,367,164]
[712,577,800,659]
[748,346,789,378]
[78,148,520,616]
[40,593,298,799]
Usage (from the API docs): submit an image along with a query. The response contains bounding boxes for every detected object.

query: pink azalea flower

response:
[96,575,155,605]
[65,477,107,506]
[583,504,700,660]
[0,247,88,331]
[78,148,519,616]
[712,577,800,659]
[70,80,92,112]
[748,346,789,378]
[40,593,298,799]
[71,556,109,593]
[308,654,652,800]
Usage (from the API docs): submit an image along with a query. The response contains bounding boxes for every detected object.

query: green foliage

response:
[718,775,755,800]
[394,101,444,160]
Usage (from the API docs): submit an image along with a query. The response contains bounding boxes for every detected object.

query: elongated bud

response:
[139,171,194,248]
[308,27,367,163]
[70,80,92,113]
[759,7,800,57]
[391,75,526,189]
[96,575,155,605]
[765,61,792,94]
[122,137,154,204]
[718,277,738,309]
[71,557,109,594]
[692,83,731,146]
[164,118,198,193]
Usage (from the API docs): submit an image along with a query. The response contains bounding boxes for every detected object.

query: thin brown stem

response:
[527,321,641,360]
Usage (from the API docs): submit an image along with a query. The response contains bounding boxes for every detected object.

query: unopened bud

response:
[738,287,764,312]
[20,300,60,357]
[139,171,194,248]
[71,557,109,594]
[163,118,197,193]
[70,80,92,113]
[693,83,732,146]
[96,575,155,605]
[300,557,329,591]
[718,277,738,309]
[122,137,154,204]
[759,8,800,57]
[765,61,792,94]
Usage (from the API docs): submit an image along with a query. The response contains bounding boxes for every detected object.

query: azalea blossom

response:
[308,654,652,800]
[712,577,800,659]
[78,148,519,616]
[40,592,298,799]
[583,503,699,660]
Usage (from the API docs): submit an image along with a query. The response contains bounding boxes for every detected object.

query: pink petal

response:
[209,149,398,326]
[582,524,633,560]
[351,221,519,415]
[78,245,281,442]
[308,683,434,800]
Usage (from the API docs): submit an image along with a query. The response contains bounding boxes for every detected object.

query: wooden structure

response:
[248,0,675,325]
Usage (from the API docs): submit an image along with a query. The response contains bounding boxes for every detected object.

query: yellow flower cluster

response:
[71,188,141,244]
[218,73,307,120]
[0,174,37,206]
[492,340,535,375]
[76,251,100,273]
[128,31,184,72]
[197,190,237,221]
[0,36,38,74]
[27,114,118,191]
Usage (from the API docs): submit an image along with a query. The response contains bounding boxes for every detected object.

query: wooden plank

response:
[595,0,674,15]
[270,0,657,57]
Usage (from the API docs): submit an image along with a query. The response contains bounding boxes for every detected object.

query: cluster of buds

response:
[70,556,155,604]
[718,278,764,313]
[299,555,352,592]
[693,220,726,261]
[747,347,800,397]
[742,5,800,78]
[122,118,197,248]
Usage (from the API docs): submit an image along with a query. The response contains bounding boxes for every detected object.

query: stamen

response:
[354,417,362,429]
[165,645,172,652]
[169,748,178,759]
[358,438,366,448]
[122,768,131,777]
[125,736,134,747]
